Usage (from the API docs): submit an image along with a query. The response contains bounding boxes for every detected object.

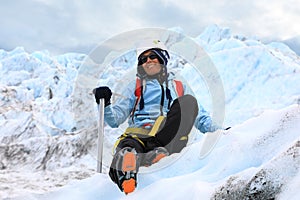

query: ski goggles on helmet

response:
[138,52,159,65]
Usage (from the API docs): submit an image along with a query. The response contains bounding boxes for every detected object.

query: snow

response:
[1,25,300,199]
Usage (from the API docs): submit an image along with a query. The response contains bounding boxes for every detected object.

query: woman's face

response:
[140,51,162,76]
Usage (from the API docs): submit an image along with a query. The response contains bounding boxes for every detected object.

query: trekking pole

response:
[96,98,105,173]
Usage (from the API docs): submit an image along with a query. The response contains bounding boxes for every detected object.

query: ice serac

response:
[0,25,300,199]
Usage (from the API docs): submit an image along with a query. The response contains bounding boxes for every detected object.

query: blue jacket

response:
[104,76,218,133]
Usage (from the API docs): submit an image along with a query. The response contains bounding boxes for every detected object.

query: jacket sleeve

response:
[103,81,136,128]
[183,83,220,133]
[194,104,219,133]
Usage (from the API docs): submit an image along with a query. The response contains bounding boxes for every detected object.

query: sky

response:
[1,0,300,55]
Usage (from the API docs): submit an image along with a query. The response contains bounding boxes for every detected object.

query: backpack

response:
[131,78,184,117]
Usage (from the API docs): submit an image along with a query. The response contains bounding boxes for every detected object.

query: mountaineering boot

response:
[143,147,169,167]
[115,147,138,194]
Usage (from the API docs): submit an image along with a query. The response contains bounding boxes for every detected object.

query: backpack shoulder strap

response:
[130,78,145,119]
[135,77,142,98]
[173,80,184,97]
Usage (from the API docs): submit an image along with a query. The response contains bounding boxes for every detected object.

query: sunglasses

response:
[139,53,159,65]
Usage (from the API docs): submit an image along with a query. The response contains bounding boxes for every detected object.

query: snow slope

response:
[1,25,300,199]
[13,105,300,200]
